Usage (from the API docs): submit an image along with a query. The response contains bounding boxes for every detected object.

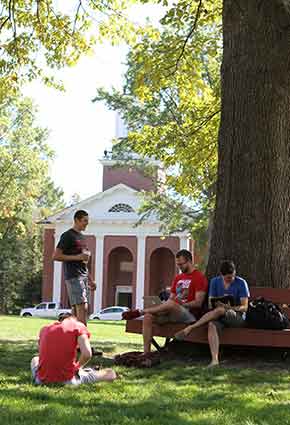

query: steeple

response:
[99,113,163,192]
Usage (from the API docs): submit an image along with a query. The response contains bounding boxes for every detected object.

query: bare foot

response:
[174,331,185,341]
[174,327,191,340]
[207,360,219,368]
[96,369,118,381]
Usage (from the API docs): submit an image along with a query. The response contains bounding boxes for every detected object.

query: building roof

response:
[40,183,143,224]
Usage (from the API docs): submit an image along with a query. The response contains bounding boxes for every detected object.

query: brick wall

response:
[144,236,180,296]
[103,165,155,192]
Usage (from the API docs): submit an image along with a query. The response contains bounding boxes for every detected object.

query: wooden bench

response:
[126,287,290,349]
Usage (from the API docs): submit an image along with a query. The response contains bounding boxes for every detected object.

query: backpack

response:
[246,297,290,330]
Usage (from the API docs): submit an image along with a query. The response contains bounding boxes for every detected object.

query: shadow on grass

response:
[0,391,219,425]
[0,339,140,383]
[2,372,290,425]
[2,338,290,425]
[1,339,290,385]
[92,340,142,352]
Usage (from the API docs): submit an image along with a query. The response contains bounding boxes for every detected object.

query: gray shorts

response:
[31,362,101,386]
[213,309,246,335]
[65,277,89,306]
[154,305,196,325]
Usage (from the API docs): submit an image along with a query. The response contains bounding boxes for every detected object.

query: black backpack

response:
[246,297,290,330]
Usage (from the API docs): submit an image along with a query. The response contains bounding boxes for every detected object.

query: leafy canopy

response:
[94,0,222,241]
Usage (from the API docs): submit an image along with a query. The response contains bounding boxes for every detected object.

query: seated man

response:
[31,313,117,385]
[123,249,208,354]
[175,260,250,367]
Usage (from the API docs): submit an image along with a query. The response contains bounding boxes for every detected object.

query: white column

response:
[179,236,189,250]
[94,235,104,313]
[52,232,62,303]
[136,235,146,309]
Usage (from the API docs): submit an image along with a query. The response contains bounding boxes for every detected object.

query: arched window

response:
[108,203,135,213]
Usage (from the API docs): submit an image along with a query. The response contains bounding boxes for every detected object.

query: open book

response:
[211,295,235,309]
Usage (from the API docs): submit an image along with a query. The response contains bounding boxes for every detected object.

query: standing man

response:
[123,249,208,354]
[175,260,250,367]
[52,210,96,325]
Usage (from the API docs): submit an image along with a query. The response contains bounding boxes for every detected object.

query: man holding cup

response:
[53,210,96,325]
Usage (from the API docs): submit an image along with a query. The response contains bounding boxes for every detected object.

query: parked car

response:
[89,306,129,321]
[20,302,71,319]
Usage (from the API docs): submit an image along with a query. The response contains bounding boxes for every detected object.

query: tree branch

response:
[0,0,12,34]
[190,109,220,137]
[166,0,203,76]
[72,1,82,35]
[36,0,41,24]
[11,0,16,38]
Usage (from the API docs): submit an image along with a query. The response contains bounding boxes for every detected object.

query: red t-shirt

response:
[37,318,90,383]
[171,270,208,305]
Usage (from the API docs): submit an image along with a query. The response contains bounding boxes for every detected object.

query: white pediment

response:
[46,184,143,223]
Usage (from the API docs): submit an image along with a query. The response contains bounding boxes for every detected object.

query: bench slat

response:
[125,287,290,349]
[250,287,290,304]
[126,319,290,348]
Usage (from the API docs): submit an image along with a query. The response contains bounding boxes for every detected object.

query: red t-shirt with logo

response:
[171,270,208,306]
[37,318,90,383]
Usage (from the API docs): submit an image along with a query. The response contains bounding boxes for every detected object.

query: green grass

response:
[1,316,290,425]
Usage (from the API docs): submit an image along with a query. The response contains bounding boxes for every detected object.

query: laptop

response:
[143,296,162,308]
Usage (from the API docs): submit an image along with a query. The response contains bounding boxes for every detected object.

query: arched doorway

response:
[106,247,133,308]
[149,248,176,296]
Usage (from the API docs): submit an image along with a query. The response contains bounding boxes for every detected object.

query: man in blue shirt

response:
[175,260,250,367]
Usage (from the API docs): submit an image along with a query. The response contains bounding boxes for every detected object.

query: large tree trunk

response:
[206,1,290,287]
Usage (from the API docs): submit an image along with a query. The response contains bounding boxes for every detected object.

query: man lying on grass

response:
[123,249,208,354]
[31,313,117,385]
[175,260,250,367]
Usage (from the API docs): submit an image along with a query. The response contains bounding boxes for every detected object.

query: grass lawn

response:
[1,316,290,425]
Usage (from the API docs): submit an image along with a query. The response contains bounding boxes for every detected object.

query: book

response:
[211,295,235,309]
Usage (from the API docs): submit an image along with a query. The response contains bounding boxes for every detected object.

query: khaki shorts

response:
[213,309,246,335]
[31,360,101,386]
[65,277,89,306]
[154,305,196,325]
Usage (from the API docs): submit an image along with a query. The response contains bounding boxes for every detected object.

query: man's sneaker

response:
[122,309,142,320]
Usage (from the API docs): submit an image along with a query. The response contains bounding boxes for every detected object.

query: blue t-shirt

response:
[209,276,250,306]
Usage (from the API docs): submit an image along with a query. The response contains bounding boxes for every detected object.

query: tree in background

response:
[3,1,290,287]
[94,1,221,267]
[0,95,64,313]
[96,0,290,287]
[0,0,149,101]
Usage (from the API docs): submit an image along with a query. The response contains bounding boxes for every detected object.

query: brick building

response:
[41,155,193,314]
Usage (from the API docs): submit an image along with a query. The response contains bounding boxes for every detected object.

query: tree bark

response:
[206,1,290,287]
